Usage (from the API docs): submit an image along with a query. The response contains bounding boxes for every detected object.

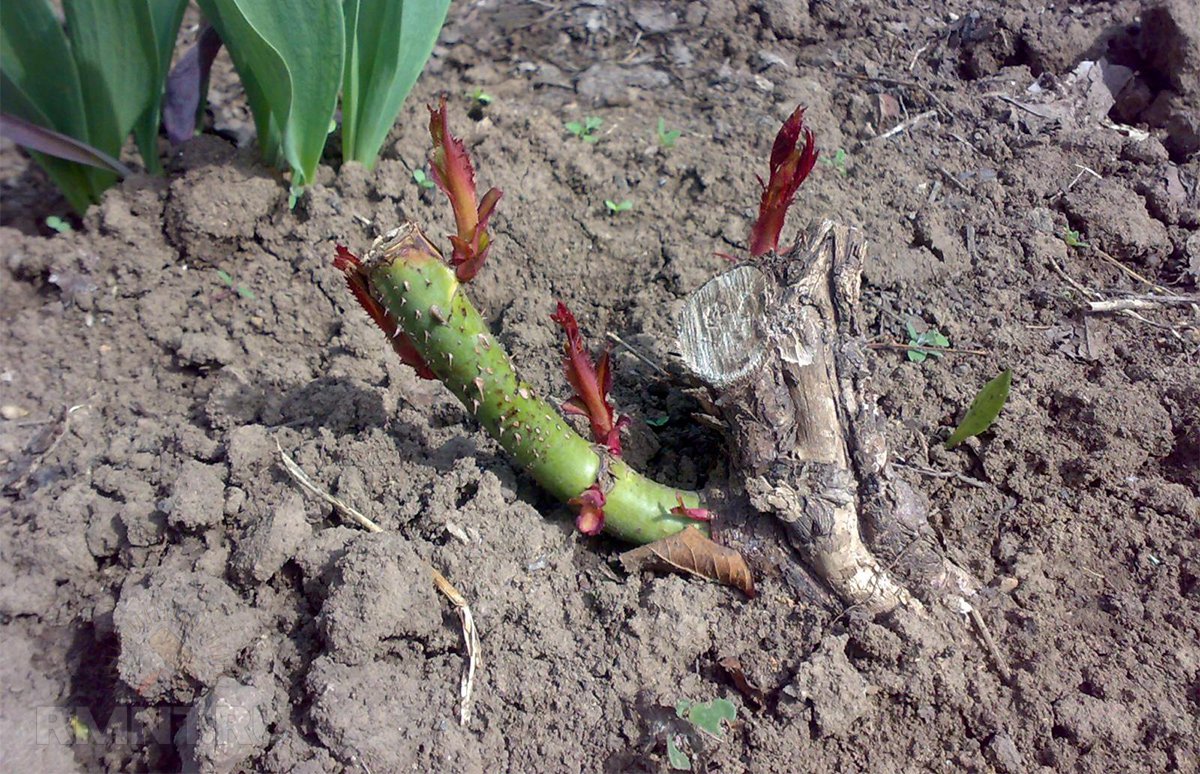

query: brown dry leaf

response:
[718,656,767,709]
[619,527,756,597]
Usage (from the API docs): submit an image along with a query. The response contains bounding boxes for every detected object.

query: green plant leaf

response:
[946,369,1012,449]
[196,2,281,166]
[45,215,71,234]
[63,0,160,193]
[197,0,345,186]
[666,734,691,770]
[0,1,87,139]
[683,698,736,739]
[0,0,97,211]
[906,322,950,363]
[342,0,450,167]
[133,0,189,174]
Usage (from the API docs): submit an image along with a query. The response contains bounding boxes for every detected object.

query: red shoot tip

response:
[570,485,607,535]
[334,245,436,380]
[748,105,818,257]
[428,97,503,282]
[551,301,627,455]
[670,495,713,523]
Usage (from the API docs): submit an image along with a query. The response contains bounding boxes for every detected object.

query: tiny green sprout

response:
[666,734,691,771]
[1063,227,1089,249]
[288,185,303,211]
[216,269,256,301]
[820,147,849,176]
[565,116,603,143]
[45,216,72,234]
[906,320,950,363]
[466,87,493,106]
[675,697,736,739]
[665,698,736,771]
[605,199,633,214]
[411,168,436,189]
[69,715,91,743]
[646,415,669,427]
[656,118,682,148]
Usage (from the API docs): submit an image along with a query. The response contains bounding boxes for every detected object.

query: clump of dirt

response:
[2,0,1198,772]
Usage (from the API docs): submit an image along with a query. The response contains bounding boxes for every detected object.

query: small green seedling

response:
[646,415,669,427]
[605,199,633,215]
[1062,227,1089,248]
[465,86,493,106]
[287,184,305,211]
[656,117,681,148]
[946,369,1011,449]
[667,698,737,771]
[45,216,72,234]
[666,735,691,771]
[565,116,603,143]
[676,698,736,738]
[906,320,950,363]
[216,269,255,300]
[412,168,436,189]
[820,147,849,176]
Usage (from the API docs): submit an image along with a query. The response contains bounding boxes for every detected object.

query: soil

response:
[2,1,1198,772]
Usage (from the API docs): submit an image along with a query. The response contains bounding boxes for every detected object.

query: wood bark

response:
[678,222,976,613]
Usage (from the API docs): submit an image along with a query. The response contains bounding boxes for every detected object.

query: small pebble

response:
[1,404,29,420]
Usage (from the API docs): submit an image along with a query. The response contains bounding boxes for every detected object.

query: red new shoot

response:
[428,97,503,282]
[671,495,713,523]
[334,245,436,379]
[571,486,607,535]
[551,301,629,456]
[748,105,818,257]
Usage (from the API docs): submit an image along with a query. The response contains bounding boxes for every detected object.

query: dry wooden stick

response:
[1087,295,1200,313]
[868,341,989,357]
[871,109,938,142]
[1086,245,1170,295]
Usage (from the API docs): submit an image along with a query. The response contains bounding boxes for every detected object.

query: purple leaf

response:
[163,25,223,145]
[0,112,132,176]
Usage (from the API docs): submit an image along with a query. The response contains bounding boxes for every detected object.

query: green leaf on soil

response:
[906,320,950,363]
[666,734,691,770]
[675,697,736,739]
[946,369,1012,449]
[45,216,72,234]
[646,415,669,427]
[657,117,681,148]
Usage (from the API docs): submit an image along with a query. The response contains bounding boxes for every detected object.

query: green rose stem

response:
[341,224,706,545]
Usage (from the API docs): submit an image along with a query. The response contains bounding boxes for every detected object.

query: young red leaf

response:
[570,485,607,535]
[748,105,818,257]
[551,301,626,455]
[427,97,503,282]
[670,494,713,523]
[334,245,436,379]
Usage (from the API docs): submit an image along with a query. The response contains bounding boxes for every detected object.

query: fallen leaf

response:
[619,527,756,597]
[718,657,766,709]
